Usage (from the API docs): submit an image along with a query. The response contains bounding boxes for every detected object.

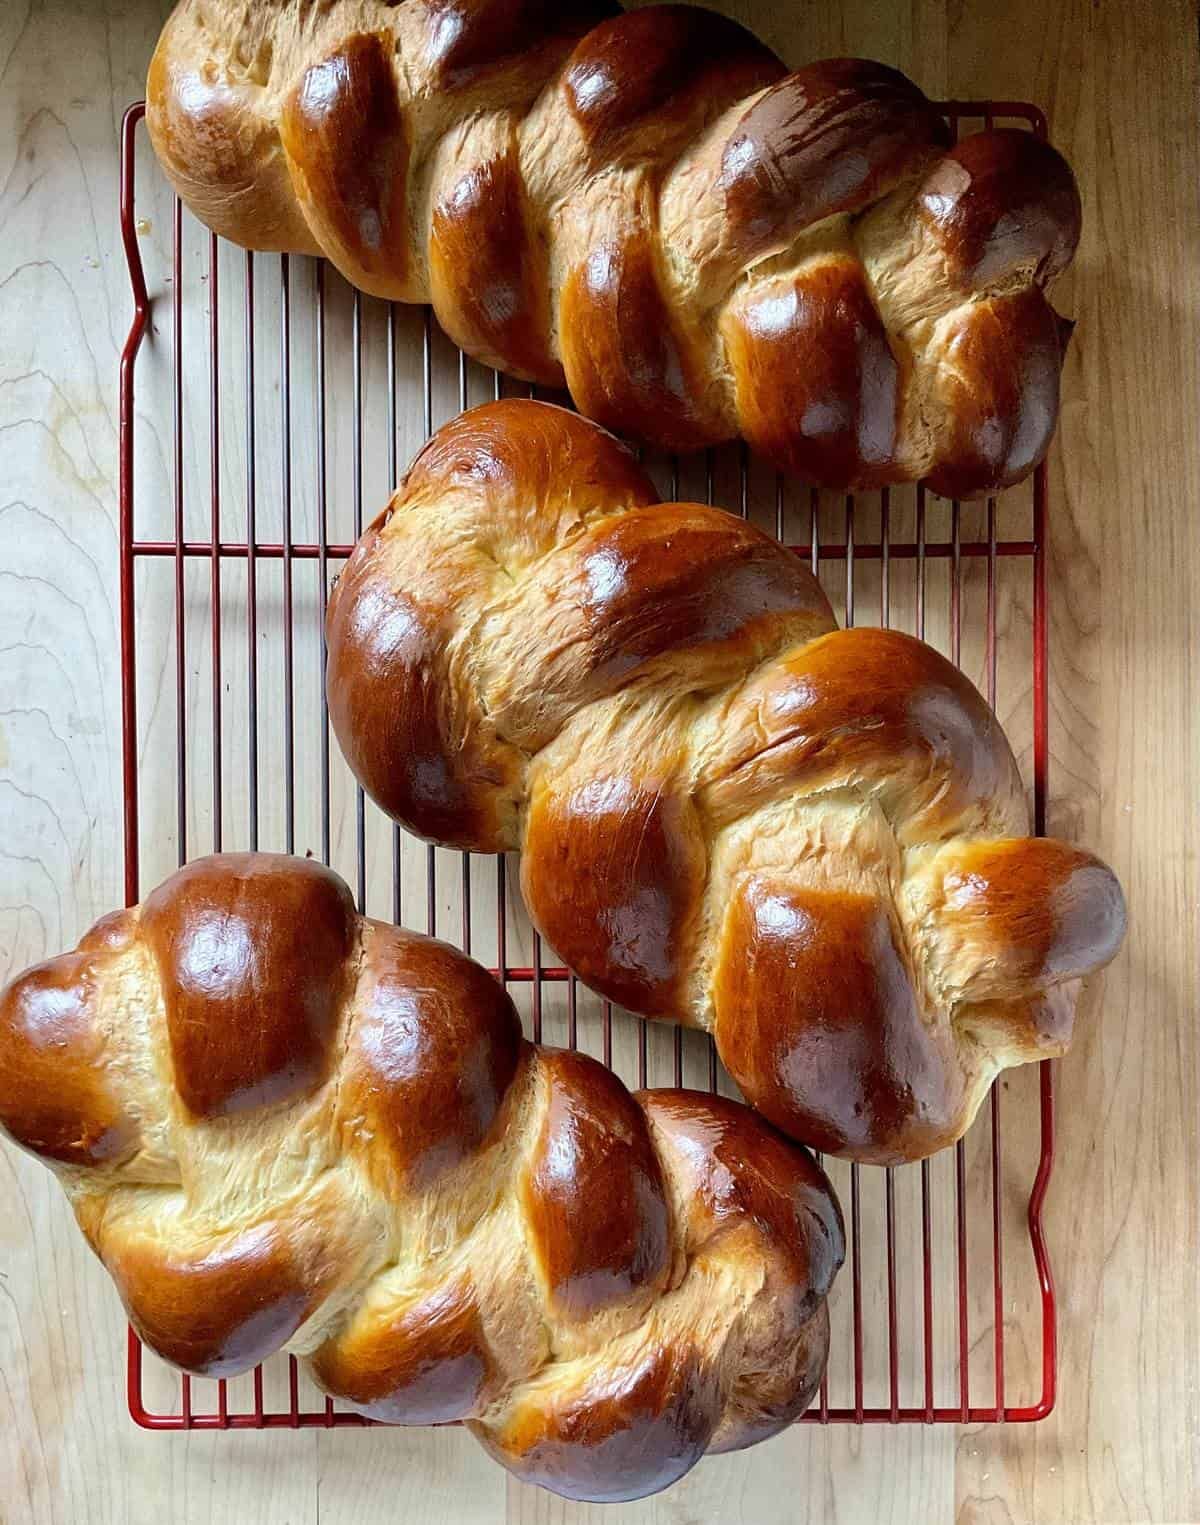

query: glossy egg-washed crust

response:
[0,853,843,1503]
[327,401,1127,1164]
[147,0,1081,496]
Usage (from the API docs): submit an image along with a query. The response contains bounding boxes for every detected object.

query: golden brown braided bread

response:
[0,852,844,1503]
[326,401,1126,1163]
[147,0,1081,495]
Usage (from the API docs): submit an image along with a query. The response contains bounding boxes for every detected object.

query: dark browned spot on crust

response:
[472,1337,718,1503]
[719,59,951,269]
[522,774,704,1018]
[422,0,618,90]
[559,198,726,451]
[340,925,524,1190]
[280,33,410,285]
[713,880,964,1163]
[724,256,903,489]
[918,129,1082,289]
[564,5,783,160]
[926,288,1068,499]
[0,949,139,1168]
[101,1219,316,1379]
[141,853,356,1120]
[430,143,564,385]
[521,1048,671,1323]
[312,1273,494,1422]
[325,523,524,852]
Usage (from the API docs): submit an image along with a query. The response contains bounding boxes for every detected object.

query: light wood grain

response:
[1,0,1197,1521]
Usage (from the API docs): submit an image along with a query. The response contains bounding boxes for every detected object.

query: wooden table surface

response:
[1,1,1197,1521]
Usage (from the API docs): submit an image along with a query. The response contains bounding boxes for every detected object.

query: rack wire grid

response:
[118,96,1058,1431]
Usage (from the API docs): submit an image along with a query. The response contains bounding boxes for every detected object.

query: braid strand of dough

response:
[0,853,843,1504]
[325,400,1126,1164]
[147,0,1081,496]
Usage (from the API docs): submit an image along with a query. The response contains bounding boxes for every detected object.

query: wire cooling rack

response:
[118,98,1058,1430]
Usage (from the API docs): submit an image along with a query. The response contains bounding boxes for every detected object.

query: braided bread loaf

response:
[326,400,1126,1164]
[147,0,1081,497]
[0,852,843,1503]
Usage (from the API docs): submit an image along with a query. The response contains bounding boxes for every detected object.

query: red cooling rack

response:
[117,97,1057,1430]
